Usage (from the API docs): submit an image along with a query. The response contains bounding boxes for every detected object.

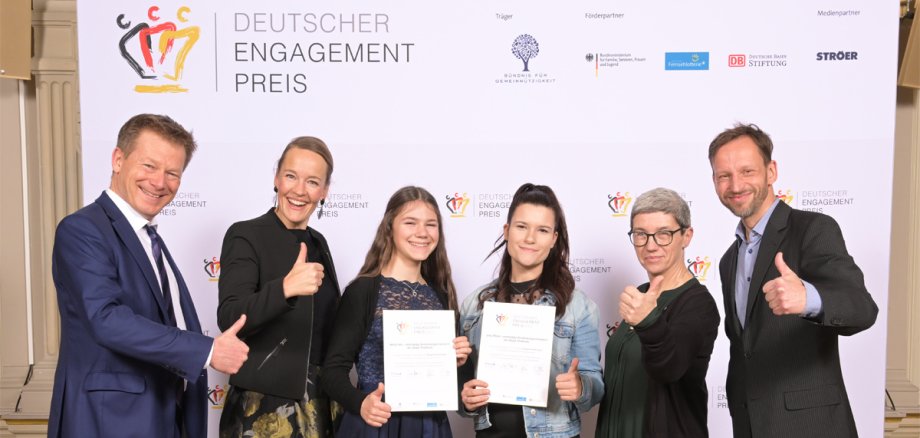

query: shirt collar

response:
[106,188,157,232]
[734,198,781,243]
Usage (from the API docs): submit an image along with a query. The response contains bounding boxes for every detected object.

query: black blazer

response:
[718,201,877,438]
[217,210,340,400]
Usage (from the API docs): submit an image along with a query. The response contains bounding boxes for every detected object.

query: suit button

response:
[744,352,752,359]
[530,408,537,416]
[742,402,748,409]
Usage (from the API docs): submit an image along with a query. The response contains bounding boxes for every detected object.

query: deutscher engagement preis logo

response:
[117,6,200,93]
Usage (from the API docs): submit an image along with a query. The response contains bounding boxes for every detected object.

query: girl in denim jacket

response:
[459,183,603,438]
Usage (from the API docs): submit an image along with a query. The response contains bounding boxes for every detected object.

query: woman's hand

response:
[461,379,490,411]
[555,357,583,401]
[360,383,391,427]
[282,243,325,298]
[619,276,663,326]
[454,336,472,367]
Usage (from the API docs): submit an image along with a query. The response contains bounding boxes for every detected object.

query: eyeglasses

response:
[627,228,684,247]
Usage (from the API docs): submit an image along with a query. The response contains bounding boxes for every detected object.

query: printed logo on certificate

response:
[382,310,458,412]
[476,301,555,407]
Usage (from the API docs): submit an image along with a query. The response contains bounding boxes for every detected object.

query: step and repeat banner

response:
[77,1,896,436]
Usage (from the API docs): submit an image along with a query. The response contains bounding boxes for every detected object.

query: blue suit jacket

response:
[48,192,212,438]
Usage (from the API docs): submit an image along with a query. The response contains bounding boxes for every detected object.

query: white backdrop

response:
[76,1,896,436]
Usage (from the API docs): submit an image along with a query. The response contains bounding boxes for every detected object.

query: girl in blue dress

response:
[322,186,471,437]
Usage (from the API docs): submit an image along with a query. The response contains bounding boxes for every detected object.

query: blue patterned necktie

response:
[144,224,178,327]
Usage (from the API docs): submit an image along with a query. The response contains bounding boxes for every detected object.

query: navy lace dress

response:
[337,277,453,438]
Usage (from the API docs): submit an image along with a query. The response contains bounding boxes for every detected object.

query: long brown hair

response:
[480,183,575,317]
[357,186,458,312]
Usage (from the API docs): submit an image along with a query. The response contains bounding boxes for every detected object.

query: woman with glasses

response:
[596,187,720,438]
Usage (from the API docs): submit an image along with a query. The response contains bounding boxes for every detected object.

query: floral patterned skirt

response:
[218,385,342,438]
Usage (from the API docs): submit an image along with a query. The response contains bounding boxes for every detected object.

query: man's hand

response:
[762,252,807,315]
[210,315,249,374]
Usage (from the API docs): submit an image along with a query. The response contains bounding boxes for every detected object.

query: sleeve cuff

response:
[801,280,823,318]
[204,341,214,369]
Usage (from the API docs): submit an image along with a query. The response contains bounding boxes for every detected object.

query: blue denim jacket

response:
[459,283,603,438]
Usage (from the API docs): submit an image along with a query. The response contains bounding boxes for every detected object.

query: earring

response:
[318,199,326,219]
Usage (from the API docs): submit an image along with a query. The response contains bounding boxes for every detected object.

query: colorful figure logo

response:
[116,6,200,93]
[607,192,632,217]
[445,192,471,218]
[396,322,410,333]
[687,256,712,282]
[495,314,509,326]
[777,189,794,205]
[203,257,220,281]
[208,384,226,409]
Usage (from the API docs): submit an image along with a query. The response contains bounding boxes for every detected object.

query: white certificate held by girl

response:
[382,309,459,412]
[476,301,556,407]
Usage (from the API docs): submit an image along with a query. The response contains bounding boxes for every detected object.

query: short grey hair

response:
[630,188,691,229]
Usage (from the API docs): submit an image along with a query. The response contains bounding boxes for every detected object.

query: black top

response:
[477,279,535,438]
[596,278,720,438]
[217,209,341,400]
[288,228,336,365]
[321,276,450,415]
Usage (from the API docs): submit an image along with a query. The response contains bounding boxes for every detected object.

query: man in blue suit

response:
[49,114,250,437]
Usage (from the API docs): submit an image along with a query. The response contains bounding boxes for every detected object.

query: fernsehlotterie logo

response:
[117,6,200,93]
[664,52,709,71]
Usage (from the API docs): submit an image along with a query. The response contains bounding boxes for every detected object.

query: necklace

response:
[509,282,530,295]
[402,279,422,296]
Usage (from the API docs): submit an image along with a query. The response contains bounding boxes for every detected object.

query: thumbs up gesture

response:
[283,243,325,298]
[360,383,391,427]
[619,276,664,326]
[210,314,250,375]
[762,252,807,315]
[555,357,583,401]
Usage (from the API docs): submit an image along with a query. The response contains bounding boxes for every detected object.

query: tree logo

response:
[511,34,540,72]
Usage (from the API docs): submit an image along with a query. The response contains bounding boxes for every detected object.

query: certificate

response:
[382,310,458,412]
[476,301,555,407]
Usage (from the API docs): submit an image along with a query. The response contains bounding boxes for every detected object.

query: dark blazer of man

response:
[719,200,878,438]
[48,192,213,438]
